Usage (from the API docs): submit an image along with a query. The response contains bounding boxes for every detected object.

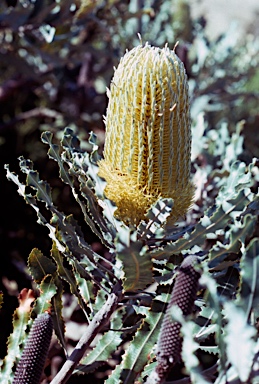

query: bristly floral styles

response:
[98,43,194,226]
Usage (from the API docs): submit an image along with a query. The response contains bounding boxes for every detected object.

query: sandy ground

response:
[190,0,259,39]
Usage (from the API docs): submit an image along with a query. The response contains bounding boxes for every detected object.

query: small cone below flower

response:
[98,43,194,226]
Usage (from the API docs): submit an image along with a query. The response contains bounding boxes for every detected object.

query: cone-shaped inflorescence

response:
[98,43,194,226]
[147,256,200,383]
[13,313,53,384]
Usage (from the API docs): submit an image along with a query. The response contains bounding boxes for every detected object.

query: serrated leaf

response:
[28,247,66,347]
[42,131,103,240]
[238,237,259,319]
[73,269,94,309]
[33,274,57,315]
[5,164,26,198]
[78,174,114,246]
[153,188,254,260]
[116,231,153,291]
[181,320,212,384]
[224,302,257,382]
[24,166,53,207]
[93,285,109,313]
[152,160,257,260]
[137,198,173,240]
[5,137,117,297]
[5,163,49,226]
[0,289,35,384]
[61,127,81,153]
[199,270,226,370]
[208,214,257,270]
[0,310,30,383]
[217,160,255,202]
[52,279,66,352]
[76,308,124,374]
[106,294,169,384]
[0,290,35,383]
[50,240,89,319]
[41,131,74,186]
[139,361,157,383]
[42,129,114,247]
[198,345,219,354]
[88,131,101,164]
[49,243,66,351]
[187,301,218,343]
[28,248,57,284]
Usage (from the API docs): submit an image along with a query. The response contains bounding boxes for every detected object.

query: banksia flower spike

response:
[98,43,194,226]
[13,313,53,384]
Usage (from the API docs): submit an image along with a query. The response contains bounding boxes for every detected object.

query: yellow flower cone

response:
[98,43,194,226]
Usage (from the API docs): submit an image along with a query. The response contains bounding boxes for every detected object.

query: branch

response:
[50,291,120,384]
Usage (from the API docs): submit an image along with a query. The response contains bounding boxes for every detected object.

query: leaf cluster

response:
[1,121,259,383]
[1,1,259,383]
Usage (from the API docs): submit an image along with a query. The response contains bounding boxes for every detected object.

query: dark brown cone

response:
[13,313,53,384]
[154,255,201,382]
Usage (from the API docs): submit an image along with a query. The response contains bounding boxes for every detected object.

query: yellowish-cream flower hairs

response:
[98,43,194,226]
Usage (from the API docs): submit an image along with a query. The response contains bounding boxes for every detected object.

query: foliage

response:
[1,1,259,383]
[3,123,259,383]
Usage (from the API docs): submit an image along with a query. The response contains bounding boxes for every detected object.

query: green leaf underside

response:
[208,214,257,269]
[41,130,114,247]
[238,238,259,319]
[152,183,256,260]
[76,309,124,374]
[106,293,169,384]
[51,277,66,351]
[4,121,259,384]
[33,275,57,315]
[117,241,153,291]
[0,310,31,384]
[28,248,57,284]
[224,302,257,382]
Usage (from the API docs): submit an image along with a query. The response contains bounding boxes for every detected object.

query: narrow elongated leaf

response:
[42,132,103,239]
[28,247,66,348]
[181,319,212,384]
[137,198,173,240]
[116,231,153,291]
[6,160,111,296]
[33,275,57,315]
[41,131,74,186]
[76,309,124,374]
[224,302,257,382]
[106,294,169,384]
[51,276,66,351]
[42,130,114,247]
[5,164,26,197]
[50,240,89,318]
[238,237,259,319]
[28,248,57,284]
[153,189,255,260]
[152,160,257,260]
[199,270,226,371]
[0,290,35,383]
[1,311,30,384]
[208,214,257,269]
